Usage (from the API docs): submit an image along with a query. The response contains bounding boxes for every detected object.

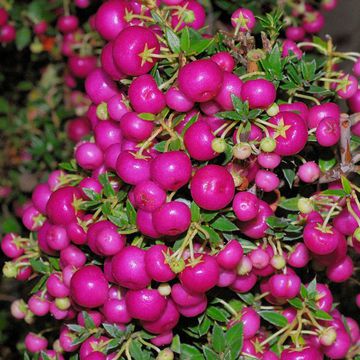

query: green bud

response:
[156,349,174,360]
[260,137,276,153]
[211,138,227,153]
[96,102,108,120]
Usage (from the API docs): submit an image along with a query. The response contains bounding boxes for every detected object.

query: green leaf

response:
[319,157,336,172]
[320,189,347,197]
[180,27,190,52]
[201,211,218,223]
[126,199,137,225]
[216,111,244,121]
[198,316,212,337]
[67,324,85,333]
[313,310,333,321]
[16,27,31,50]
[171,335,181,354]
[99,173,115,198]
[211,216,238,232]
[138,113,156,121]
[188,38,214,55]
[154,141,167,152]
[266,216,288,229]
[180,344,204,360]
[30,275,48,294]
[29,259,50,274]
[82,188,101,201]
[212,324,225,353]
[307,277,317,296]
[200,226,222,248]
[191,202,201,222]
[278,197,299,211]
[0,97,9,113]
[300,284,309,299]
[40,352,52,360]
[129,340,144,360]
[259,311,288,327]
[203,346,218,360]
[181,113,199,136]
[165,27,181,53]
[341,176,352,195]
[282,168,296,188]
[237,293,255,305]
[102,323,125,338]
[231,95,246,114]
[206,306,229,322]
[287,297,304,310]
[225,322,243,360]
[82,311,96,330]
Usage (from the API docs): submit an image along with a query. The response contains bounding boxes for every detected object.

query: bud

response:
[156,348,174,360]
[55,297,71,311]
[298,197,313,214]
[270,255,286,270]
[319,327,337,346]
[233,143,252,160]
[266,103,279,117]
[96,102,108,120]
[211,138,227,153]
[3,262,17,278]
[158,283,171,297]
[260,137,276,153]
[236,256,253,275]
[353,227,360,242]
[168,258,185,274]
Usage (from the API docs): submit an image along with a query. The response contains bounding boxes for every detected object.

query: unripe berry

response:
[212,138,227,153]
[260,137,276,153]
[55,297,71,310]
[156,349,174,360]
[158,283,171,297]
[320,327,337,346]
[233,143,252,160]
[298,198,313,214]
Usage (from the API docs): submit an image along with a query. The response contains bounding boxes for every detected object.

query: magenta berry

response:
[116,151,151,185]
[231,8,256,32]
[128,74,166,114]
[150,151,192,191]
[95,0,128,40]
[113,26,160,76]
[307,102,340,129]
[112,246,151,289]
[179,254,219,293]
[241,79,276,109]
[25,333,48,353]
[304,222,341,255]
[178,59,223,103]
[125,289,167,321]
[191,165,235,210]
[152,201,191,236]
[216,240,243,270]
[255,169,280,192]
[183,120,217,161]
[170,0,206,31]
[268,111,308,156]
[298,161,320,183]
[214,72,243,110]
[70,265,108,308]
[145,244,176,282]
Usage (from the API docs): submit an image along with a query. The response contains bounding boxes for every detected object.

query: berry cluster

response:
[1,0,360,359]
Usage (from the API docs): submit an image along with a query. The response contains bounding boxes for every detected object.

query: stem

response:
[293,93,320,106]
[297,42,327,54]
[213,121,230,136]
[321,201,339,229]
[347,199,360,227]
[63,0,70,16]
[260,324,291,347]
[216,298,238,317]
[137,126,163,156]
[240,71,266,80]
[221,122,237,138]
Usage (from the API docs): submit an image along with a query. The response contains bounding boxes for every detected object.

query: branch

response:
[340,113,351,165]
